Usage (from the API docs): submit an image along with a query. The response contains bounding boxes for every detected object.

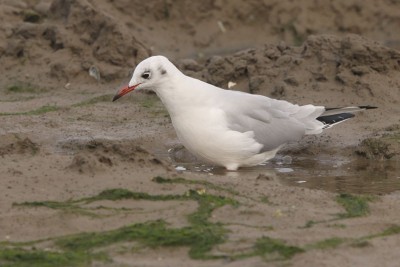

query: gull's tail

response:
[317,105,377,128]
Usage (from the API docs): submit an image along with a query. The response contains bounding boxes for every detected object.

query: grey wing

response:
[221,91,325,152]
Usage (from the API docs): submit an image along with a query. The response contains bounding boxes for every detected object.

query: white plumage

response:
[113,56,375,170]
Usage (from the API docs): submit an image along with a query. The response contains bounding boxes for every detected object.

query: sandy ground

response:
[1,0,400,266]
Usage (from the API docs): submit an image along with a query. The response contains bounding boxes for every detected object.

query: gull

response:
[113,56,376,170]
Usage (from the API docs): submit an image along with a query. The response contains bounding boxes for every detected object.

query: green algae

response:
[254,237,304,260]
[11,184,300,263]
[152,176,245,199]
[307,237,346,250]
[0,105,60,116]
[13,188,237,261]
[6,83,46,94]
[72,95,113,107]
[0,247,102,267]
[300,193,374,229]
[234,237,304,261]
[363,225,400,240]
[9,179,399,266]
[336,193,373,218]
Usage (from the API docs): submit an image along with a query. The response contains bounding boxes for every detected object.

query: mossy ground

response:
[3,177,304,266]
[233,237,304,261]
[0,93,111,117]
[152,176,242,197]
[306,237,346,250]
[356,129,400,159]
[0,247,96,267]
[301,193,374,228]
[5,83,47,94]
[1,90,165,117]
[3,178,400,266]
[336,193,373,218]
[72,95,113,107]
[0,105,60,116]
[14,187,238,261]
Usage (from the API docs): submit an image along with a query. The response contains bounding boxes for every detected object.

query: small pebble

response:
[276,167,293,173]
[282,155,292,164]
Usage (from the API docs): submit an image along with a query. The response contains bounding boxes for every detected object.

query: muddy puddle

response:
[163,149,400,195]
[274,156,400,195]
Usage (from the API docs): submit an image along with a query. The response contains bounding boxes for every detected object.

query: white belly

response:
[170,107,264,169]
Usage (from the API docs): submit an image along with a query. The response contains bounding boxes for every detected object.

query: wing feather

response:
[218,90,325,151]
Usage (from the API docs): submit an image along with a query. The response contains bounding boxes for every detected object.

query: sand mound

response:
[61,138,167,174]
[1,0,150,86]
[180,34,400,105]
[0,134,39,156]
[2,0,400,89]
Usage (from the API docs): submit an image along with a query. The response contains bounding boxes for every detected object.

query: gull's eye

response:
[141,71,151,79]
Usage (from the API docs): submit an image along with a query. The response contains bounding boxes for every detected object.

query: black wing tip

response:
[359,105,378,110]
[325,105,378,111]
[317,113,355,125]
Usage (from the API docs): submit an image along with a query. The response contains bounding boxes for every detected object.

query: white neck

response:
[154,72,187,118]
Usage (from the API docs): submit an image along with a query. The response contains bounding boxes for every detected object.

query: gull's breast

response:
[170,107,263,166]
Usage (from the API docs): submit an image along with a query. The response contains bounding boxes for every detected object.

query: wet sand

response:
[1,1,400,266]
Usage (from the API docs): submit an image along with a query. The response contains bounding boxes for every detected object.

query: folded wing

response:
[220,91,325,152]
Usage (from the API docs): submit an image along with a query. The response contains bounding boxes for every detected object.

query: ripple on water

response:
[159,149,400,195]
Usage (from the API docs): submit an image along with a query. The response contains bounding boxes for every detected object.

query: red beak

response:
[112,83,141,102]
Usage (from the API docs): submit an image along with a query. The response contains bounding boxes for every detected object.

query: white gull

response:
[113,56,376,170]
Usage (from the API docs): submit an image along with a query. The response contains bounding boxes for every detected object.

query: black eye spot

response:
[158,65,167,75]
[141,71,151,79]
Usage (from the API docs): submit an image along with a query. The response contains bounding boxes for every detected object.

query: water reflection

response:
[164,147,400,195]
[279,156,400,195]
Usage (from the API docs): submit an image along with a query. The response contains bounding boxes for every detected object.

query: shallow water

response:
[273,156,400,195]
[165,149,400,195]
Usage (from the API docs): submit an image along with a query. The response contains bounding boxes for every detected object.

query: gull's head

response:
[112,56,179,101]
